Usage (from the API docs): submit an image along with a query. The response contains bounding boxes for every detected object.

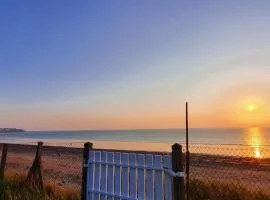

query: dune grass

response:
[0,173,80,200]
[1,182,80,200]
[1,173,269,200]
[189,178,270,200]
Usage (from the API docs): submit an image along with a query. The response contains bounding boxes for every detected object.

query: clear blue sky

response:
[1,1,270,130]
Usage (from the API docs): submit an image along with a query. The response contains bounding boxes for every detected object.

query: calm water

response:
[0,128,269,145]
[0,128,269,157]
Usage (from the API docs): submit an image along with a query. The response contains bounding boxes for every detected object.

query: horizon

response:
[1,1,270,130]
[2,126,270,132]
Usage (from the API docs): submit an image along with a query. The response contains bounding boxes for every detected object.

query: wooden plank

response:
[94,151,101,200]
[107,152,114,200]
[137,154,145,200]
[154,155,163,200]
[87,151,94,200]
[100,152,107,200]
[129,153,137,199]
[114,152,121,200]
[121,153,129,199]
[145,154,154,200]
[163,155,172,200]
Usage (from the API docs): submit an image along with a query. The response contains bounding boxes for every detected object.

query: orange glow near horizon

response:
[2,92,270,130]
[229,95,270,127]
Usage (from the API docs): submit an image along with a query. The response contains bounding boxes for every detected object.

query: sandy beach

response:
[1,143,270,195]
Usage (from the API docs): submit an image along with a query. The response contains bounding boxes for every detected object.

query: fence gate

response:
[81,143,185,200]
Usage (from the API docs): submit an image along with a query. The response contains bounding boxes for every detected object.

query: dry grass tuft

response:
[1,173,269,200]
[189,179,270,200]
[0,172,80,200]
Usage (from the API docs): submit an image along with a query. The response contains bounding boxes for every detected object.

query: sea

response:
[0,128,269,157]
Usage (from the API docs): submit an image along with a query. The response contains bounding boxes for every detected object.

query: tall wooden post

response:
[0,144,8,180]
[81,142,93,200]
[186,102,190,200]
[26,142,44,191]
[172,143,185,200]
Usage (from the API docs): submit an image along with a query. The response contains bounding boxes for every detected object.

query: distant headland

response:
[0,128,26,133]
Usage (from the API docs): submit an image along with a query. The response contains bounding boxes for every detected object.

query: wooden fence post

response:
[25,141,44,191]
[0,144,8,180]
[81,142,93,200]
[172,143,185,200]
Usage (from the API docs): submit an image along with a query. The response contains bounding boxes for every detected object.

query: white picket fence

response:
[84,150,182,200]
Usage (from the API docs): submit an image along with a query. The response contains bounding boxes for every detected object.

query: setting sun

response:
[245,104,257,112]
[230,95,270,127]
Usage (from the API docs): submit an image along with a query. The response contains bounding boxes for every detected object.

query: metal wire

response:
[1,143,270,200]
[184,144,270,200]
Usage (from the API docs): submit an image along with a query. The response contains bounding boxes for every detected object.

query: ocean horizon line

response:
[24,126,270,132]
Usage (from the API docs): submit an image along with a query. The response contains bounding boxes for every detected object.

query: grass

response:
[1,173,269,200]
[0,173,80,200]
[189,179,270,200]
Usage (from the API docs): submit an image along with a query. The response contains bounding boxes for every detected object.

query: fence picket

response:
[100,152,107,200]
[145,154,154,200]
[87,151,94,200]
[94,151,101,200]
[137,154,145,200]
[114,152,121,200]
[129,153,137,199]
[86,149,175,200]
[121,153,129,199]
[107,152,114,200]
[154,155,163,200]
[163,155,172,200]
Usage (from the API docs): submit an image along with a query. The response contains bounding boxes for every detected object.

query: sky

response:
[1,0,270,130]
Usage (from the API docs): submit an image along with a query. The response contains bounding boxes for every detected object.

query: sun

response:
[245,104,257,112]
[232,96,269,127]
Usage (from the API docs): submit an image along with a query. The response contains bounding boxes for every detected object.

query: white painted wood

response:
[129,153,137,199]
[121,153,129,199]
[94,151,101,200]
[114,152,121,200]
[154,155,163,200]
[87,151,94,200]
[145,154,154,200]
[163,155,172,200]
[137,154,145,200]
[107,152,114,200]
[87,150,174,200]
[100,152,107,200]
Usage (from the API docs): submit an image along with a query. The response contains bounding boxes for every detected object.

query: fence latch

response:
[164,168,185,178]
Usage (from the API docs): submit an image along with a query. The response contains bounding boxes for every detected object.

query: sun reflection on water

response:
[254,147,262,158]
[245,127,264,158]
